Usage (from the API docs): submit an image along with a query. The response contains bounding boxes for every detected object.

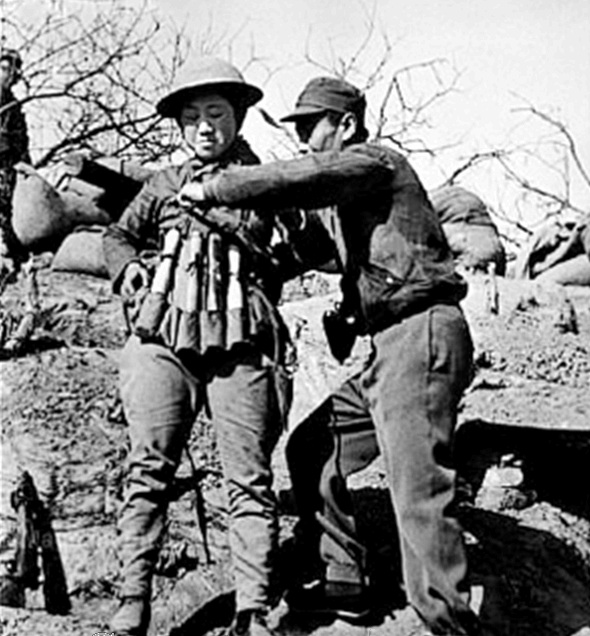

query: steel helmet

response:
[156,57,263,118]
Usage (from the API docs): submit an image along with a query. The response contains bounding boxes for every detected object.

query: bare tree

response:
[439,99,590,246]
[3,0,584,253]
[502,102,589,216]
[1,0,192,167]
[288,2,589,252]
[298,3,462,157]
[247,2,464,171]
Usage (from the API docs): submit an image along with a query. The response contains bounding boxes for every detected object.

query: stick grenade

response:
[134,227,182,341]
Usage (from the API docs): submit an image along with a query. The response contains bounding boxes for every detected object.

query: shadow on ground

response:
[455,419,590,517]
[460,506,590,636]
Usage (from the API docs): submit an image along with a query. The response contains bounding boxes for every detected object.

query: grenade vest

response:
[148,213,283,364]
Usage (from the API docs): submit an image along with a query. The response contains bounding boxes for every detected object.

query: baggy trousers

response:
[287,304,479,634]
[117,336,282,612]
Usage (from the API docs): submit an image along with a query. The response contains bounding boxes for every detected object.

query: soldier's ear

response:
[339,112,359,142]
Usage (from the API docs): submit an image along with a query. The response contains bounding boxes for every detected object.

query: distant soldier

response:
[0,47,30,284]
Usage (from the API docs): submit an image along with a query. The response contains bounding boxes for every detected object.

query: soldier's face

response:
[0,60,17,90]
[295,112,342,153]
[179,92,237,162]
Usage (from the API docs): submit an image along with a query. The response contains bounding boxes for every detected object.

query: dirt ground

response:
[1,266,589,636]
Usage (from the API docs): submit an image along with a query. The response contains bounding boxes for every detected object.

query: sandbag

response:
[535,254,590,287]
[443,222,506,275]
[429,185,495,227]
[51,226,109,278]
[512,214,590,283]
[11,163,110,253]
[429,185,506,274]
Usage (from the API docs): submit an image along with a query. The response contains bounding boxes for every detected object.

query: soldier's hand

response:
[120,261,150,302]
[177,182,206,206]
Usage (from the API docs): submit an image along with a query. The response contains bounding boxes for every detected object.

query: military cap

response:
[281,76,367,123]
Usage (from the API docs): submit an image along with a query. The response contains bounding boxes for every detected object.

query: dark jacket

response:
[0,88,30,168]
[202,142,467,334]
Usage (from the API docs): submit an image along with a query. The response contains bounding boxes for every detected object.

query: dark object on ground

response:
[11,470,71,615]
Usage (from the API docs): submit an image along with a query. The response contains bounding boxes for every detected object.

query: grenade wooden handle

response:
[134,228,182,340]
[151,228,182,293]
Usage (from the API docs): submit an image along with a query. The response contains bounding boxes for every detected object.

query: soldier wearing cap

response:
[179,77,484,635]
[0,47,30,283]
[103,57,290,636]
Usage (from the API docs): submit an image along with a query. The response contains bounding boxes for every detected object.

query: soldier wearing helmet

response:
[103,57,289,636]
[1,47,30,283]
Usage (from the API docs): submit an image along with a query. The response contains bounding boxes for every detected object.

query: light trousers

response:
[118,336,282,612]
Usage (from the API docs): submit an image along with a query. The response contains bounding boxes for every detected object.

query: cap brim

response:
[156,81,263,118]
[280,105,328,122]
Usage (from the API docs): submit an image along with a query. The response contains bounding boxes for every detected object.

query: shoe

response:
[226,609,276,636]
[0,575,25,608]
[285,579,372,621]
[109,596,151,636]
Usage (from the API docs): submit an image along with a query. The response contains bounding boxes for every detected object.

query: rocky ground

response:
[1,266,589,636]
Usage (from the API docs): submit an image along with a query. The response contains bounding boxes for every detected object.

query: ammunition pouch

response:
[322,302,359,364]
